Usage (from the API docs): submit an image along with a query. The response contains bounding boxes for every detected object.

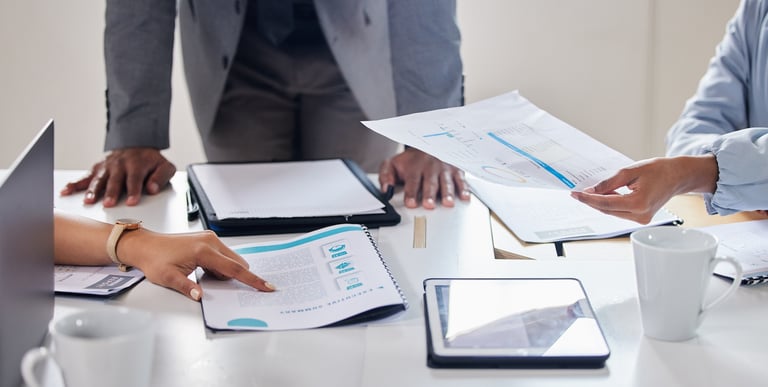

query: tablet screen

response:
[424,278,609,363]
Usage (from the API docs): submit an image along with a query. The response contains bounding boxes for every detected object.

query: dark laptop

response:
[0,120,54,387]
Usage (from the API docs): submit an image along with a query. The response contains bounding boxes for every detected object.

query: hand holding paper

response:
[363,91,681,241]
[571,155,719,224]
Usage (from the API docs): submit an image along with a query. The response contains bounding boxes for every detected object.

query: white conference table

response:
[52,171,768,387]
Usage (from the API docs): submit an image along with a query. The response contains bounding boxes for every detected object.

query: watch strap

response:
[106,220,140,272]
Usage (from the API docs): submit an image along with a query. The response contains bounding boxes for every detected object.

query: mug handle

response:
[701,256,743,313]
[21,347,66,387]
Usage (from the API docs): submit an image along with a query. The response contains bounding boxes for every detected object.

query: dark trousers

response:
[205,15,398,173]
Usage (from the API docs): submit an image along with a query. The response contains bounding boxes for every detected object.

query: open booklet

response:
[199,224,407,331]
[468,175,680,243]
[701,219,768,286]
[54,265,145,296]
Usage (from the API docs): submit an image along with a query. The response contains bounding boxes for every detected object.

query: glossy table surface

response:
[52,171,768,387]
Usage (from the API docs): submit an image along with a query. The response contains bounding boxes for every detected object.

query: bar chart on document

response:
[363,91,634,191]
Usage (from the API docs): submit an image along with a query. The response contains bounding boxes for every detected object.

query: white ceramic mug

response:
[630,226,742,342]
[21,307,155,387]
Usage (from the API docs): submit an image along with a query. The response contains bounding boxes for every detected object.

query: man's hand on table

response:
[60,147,176,207]
[379,148,470,209]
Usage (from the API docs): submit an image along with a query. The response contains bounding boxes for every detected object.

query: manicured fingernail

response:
[444,195,454,203]
[147,182,159,194]
[405,198,417,207]
[426,198,435,206]
[85,191,95,201]
[190,288,201,301]
[103,197,116,207]
[264,282,276,291]
[584,187,596,193]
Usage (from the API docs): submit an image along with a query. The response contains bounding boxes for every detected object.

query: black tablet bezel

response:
[423,278,610,369]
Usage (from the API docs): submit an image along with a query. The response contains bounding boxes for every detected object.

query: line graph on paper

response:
[485,123,611,189]
[363,91,634,191]
[415,121,613,190]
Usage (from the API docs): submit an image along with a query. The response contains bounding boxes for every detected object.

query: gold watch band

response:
[106,218,142,272]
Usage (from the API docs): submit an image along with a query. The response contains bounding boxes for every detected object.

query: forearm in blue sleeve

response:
[666,0,752,157]
[704,128,768,215]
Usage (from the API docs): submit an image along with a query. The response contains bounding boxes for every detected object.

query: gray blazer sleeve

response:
[388,0,463,115]
[103,0,176,151]
[316,0,462,120]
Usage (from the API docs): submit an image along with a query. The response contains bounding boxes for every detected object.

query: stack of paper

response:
[362,91,680,243]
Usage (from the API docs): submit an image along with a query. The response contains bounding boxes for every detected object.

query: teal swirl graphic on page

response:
[225,225,364,328]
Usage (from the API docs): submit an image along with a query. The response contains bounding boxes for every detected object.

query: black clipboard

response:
[187,159,401,236]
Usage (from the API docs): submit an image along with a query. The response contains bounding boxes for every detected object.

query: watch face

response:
[116,218,142,227]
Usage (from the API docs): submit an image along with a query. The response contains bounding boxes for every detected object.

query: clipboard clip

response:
[384,185,395,202]
[186,189,200,221]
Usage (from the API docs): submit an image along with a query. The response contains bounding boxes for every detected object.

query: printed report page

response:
[199,224,405,331]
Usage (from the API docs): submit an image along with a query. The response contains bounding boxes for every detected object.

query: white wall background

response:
[0,0,739,170]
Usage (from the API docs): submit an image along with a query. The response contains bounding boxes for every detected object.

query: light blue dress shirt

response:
[667,0,768,215]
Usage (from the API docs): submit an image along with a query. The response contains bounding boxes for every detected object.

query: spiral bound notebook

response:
[701,220,768,286]
[199,223,407,331]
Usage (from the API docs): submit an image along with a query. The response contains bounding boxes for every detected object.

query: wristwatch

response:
[106,218,142,272]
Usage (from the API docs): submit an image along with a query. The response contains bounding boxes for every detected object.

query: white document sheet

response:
[699,220,768,284]
[468,175,680,243]
[54,265,145,296]
[190,160,385,219]
[362,91,633,191]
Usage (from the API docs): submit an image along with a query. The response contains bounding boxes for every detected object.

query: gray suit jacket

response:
[104,0,462,150]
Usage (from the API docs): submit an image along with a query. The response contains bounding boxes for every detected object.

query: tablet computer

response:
[423,278,610,368]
